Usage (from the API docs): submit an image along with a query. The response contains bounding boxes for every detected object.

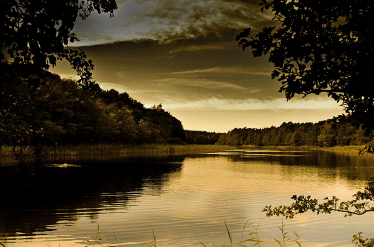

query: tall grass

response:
[1,221,300,247]
[45,144,233,156]
[82,225,120,247]
[68,220,300,247]
[143,220,301,247]
[0,228,6,247]
[240,144,370,156]
[0,144,233,158]
[0,145,31,156]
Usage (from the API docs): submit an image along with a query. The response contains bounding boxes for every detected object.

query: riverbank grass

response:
[75,220,300,247]
[0,144,233,157]
[304,145,369,156]
[240,145,371,156]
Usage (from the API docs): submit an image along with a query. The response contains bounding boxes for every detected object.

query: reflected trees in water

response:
[0,157,184,238]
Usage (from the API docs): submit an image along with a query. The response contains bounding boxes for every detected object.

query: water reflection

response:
[0,156,184,238]
[1,150,374,247]
[210,149,374,182]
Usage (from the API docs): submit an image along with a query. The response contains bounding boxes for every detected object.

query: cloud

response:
[166,67,272,76]
[71,0,270,45]
[142,0,269,42]
[162,97,342,110]
[169,43,229,54]
[153,77,249,91]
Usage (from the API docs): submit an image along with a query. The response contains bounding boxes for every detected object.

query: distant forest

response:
[1,68,186,147]
[184,130,223,145]
[2,67,373,149]
[216,116,373,147]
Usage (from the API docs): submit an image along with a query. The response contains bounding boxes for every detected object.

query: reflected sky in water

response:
[1,149,374,246]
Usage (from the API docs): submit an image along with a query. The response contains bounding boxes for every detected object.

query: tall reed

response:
[1,144,233,157]
[144,220,301,247]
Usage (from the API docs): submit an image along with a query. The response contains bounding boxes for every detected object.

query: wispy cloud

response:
[153,77,249,91]
[169,43,229,54]
[142,0,269,42]
[162,97,342,110]
[167,67,272,76]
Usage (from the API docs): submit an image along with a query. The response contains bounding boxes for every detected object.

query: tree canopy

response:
[0,70,186,149]
[1,0,117,88]
[236,0,374,123]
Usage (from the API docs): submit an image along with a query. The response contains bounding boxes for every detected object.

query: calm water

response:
[1,148,374,247]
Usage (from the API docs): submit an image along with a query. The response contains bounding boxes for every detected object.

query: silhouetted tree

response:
[1,0,117,89]
[1,0,118,163]
[237,0,374,126]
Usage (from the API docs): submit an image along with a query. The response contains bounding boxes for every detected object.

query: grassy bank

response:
[0,144,234,157]
[294,145,372,157]
[240,145,372,156]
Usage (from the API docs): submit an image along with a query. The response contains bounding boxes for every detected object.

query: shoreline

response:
[2,144,373,164]
[0,144,234,160]
[240,145,371,156]
[300,145,370,156]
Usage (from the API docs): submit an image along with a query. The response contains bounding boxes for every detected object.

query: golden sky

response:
[50,0,344,132]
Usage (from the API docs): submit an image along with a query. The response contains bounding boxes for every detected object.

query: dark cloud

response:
[142,0,270,42]
[71,0,272,45]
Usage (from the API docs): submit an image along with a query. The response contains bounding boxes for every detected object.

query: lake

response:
[1,148,374,246]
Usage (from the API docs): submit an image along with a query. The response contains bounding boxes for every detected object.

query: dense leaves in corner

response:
[236,0,374,126]
[1,0,117,88]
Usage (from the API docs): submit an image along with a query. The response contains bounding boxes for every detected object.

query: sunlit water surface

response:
[1,148,374,246]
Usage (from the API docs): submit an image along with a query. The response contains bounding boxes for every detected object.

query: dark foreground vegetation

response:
[217,115,373,148]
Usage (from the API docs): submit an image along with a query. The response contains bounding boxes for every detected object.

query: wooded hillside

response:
[216,116,372,147]
[0,66,185,147]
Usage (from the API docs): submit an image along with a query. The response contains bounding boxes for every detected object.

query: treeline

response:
[216,116,373,147]
[185,130,223,144]
[0,67,185,147]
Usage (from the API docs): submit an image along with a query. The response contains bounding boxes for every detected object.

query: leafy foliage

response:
[263,178,374,246]
[263,178,374,218]
[236,0,374,125]
[352,232,374,247]
[1,0,117,88]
